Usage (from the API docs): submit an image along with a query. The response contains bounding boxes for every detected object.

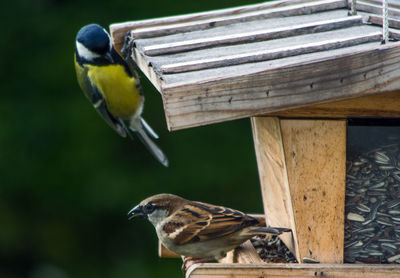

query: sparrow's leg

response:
[181,256,215,272]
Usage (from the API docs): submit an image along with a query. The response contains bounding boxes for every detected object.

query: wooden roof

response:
[110,0,400,131]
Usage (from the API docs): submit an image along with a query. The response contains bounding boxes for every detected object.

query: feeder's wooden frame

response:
[111,0,400,277]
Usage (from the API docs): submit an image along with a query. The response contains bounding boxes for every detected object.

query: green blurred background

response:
[1,0,265,277]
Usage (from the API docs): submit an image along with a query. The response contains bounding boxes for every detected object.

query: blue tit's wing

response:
[74,57,128,138]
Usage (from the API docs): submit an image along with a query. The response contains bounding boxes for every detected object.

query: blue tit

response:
[74,24,168,167]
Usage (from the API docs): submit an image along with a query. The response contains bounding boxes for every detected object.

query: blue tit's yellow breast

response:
[87,64,141,118]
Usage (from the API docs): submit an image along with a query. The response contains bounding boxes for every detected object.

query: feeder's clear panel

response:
[345,120,400,264]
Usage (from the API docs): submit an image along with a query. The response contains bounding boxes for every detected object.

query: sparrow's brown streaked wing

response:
[165,201,259,245]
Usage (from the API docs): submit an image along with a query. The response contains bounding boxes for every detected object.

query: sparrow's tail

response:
[129,118,169,167]
[250,215,291,235]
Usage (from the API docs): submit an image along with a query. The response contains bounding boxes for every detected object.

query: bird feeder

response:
[110,0,400,276]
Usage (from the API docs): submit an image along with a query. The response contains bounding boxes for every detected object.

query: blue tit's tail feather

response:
[140,118,159,139]
[129,119,168,167]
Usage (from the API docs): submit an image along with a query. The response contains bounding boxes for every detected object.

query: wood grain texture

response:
[186,263,400,278]
[142,16,363,56]
[110,0,400,131]
[356,0,400,18]
[280,119,346,264]
[110,0,346,51]
[159,31,381,74]
[252,118,346,264]
[251,117,298,259]
[161,43,400,130]
[235,240,264,264]
[263,90,400,118]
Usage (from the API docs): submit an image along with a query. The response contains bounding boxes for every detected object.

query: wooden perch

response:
[186,263,400,278]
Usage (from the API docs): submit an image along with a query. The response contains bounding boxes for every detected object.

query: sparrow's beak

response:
[127,205,144,220]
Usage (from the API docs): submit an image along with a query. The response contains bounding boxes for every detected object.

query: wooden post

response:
[251,117,346,263]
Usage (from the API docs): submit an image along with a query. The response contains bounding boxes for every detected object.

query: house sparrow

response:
[127,193,291,269]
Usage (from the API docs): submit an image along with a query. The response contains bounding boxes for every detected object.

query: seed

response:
[379,165,395,170]
[369,182,385,189]
[388,254,400,262]
[369,251,384,256]
[358,227,375,233]
[347,213,365,222]
[357,204,371,212]
[374,152,390,164]
[387,200,400,208]
[389,210,400,215]
[302,257,319,263]
[381,242,397,249]
[362,219,373,226]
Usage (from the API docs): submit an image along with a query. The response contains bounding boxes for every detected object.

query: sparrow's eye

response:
[143,203,155,214]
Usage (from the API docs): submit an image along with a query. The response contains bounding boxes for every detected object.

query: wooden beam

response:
[252,118,346,264]
[280,119,346,264]
[263,90,400,118]
[251,117,298,259]
[186,263,400,278]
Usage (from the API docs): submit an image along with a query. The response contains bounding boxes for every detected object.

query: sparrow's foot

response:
[181,257,215,272]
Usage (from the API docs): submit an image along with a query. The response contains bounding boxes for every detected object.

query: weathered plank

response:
[135,9,352,51]
[162,42,400,130]
[252,118,346,264]
[367,14,400,28]
[251,117,298,259]
[130,0,345,40]
[361,0,400,10]
[111,0,400,131]
[280,119,346,264]
[142,16,363,56]
[150,25,380,72]
[186,263,400,278]
[263,90,400,118]
[111,0,322,51]
[159,31,380,73]
[235,240,264,264]
[356,0,400,18]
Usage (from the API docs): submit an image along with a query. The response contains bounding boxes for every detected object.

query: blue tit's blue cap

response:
[76,24,110,55]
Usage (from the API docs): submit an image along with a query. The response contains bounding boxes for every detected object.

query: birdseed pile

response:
[251,235,297,263]
[345,142,400,264]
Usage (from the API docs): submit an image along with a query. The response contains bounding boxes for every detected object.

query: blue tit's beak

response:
[127,205,144,220]
[105,52,114,63]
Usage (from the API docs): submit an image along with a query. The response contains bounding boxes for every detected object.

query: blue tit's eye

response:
[143,203,155,214]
